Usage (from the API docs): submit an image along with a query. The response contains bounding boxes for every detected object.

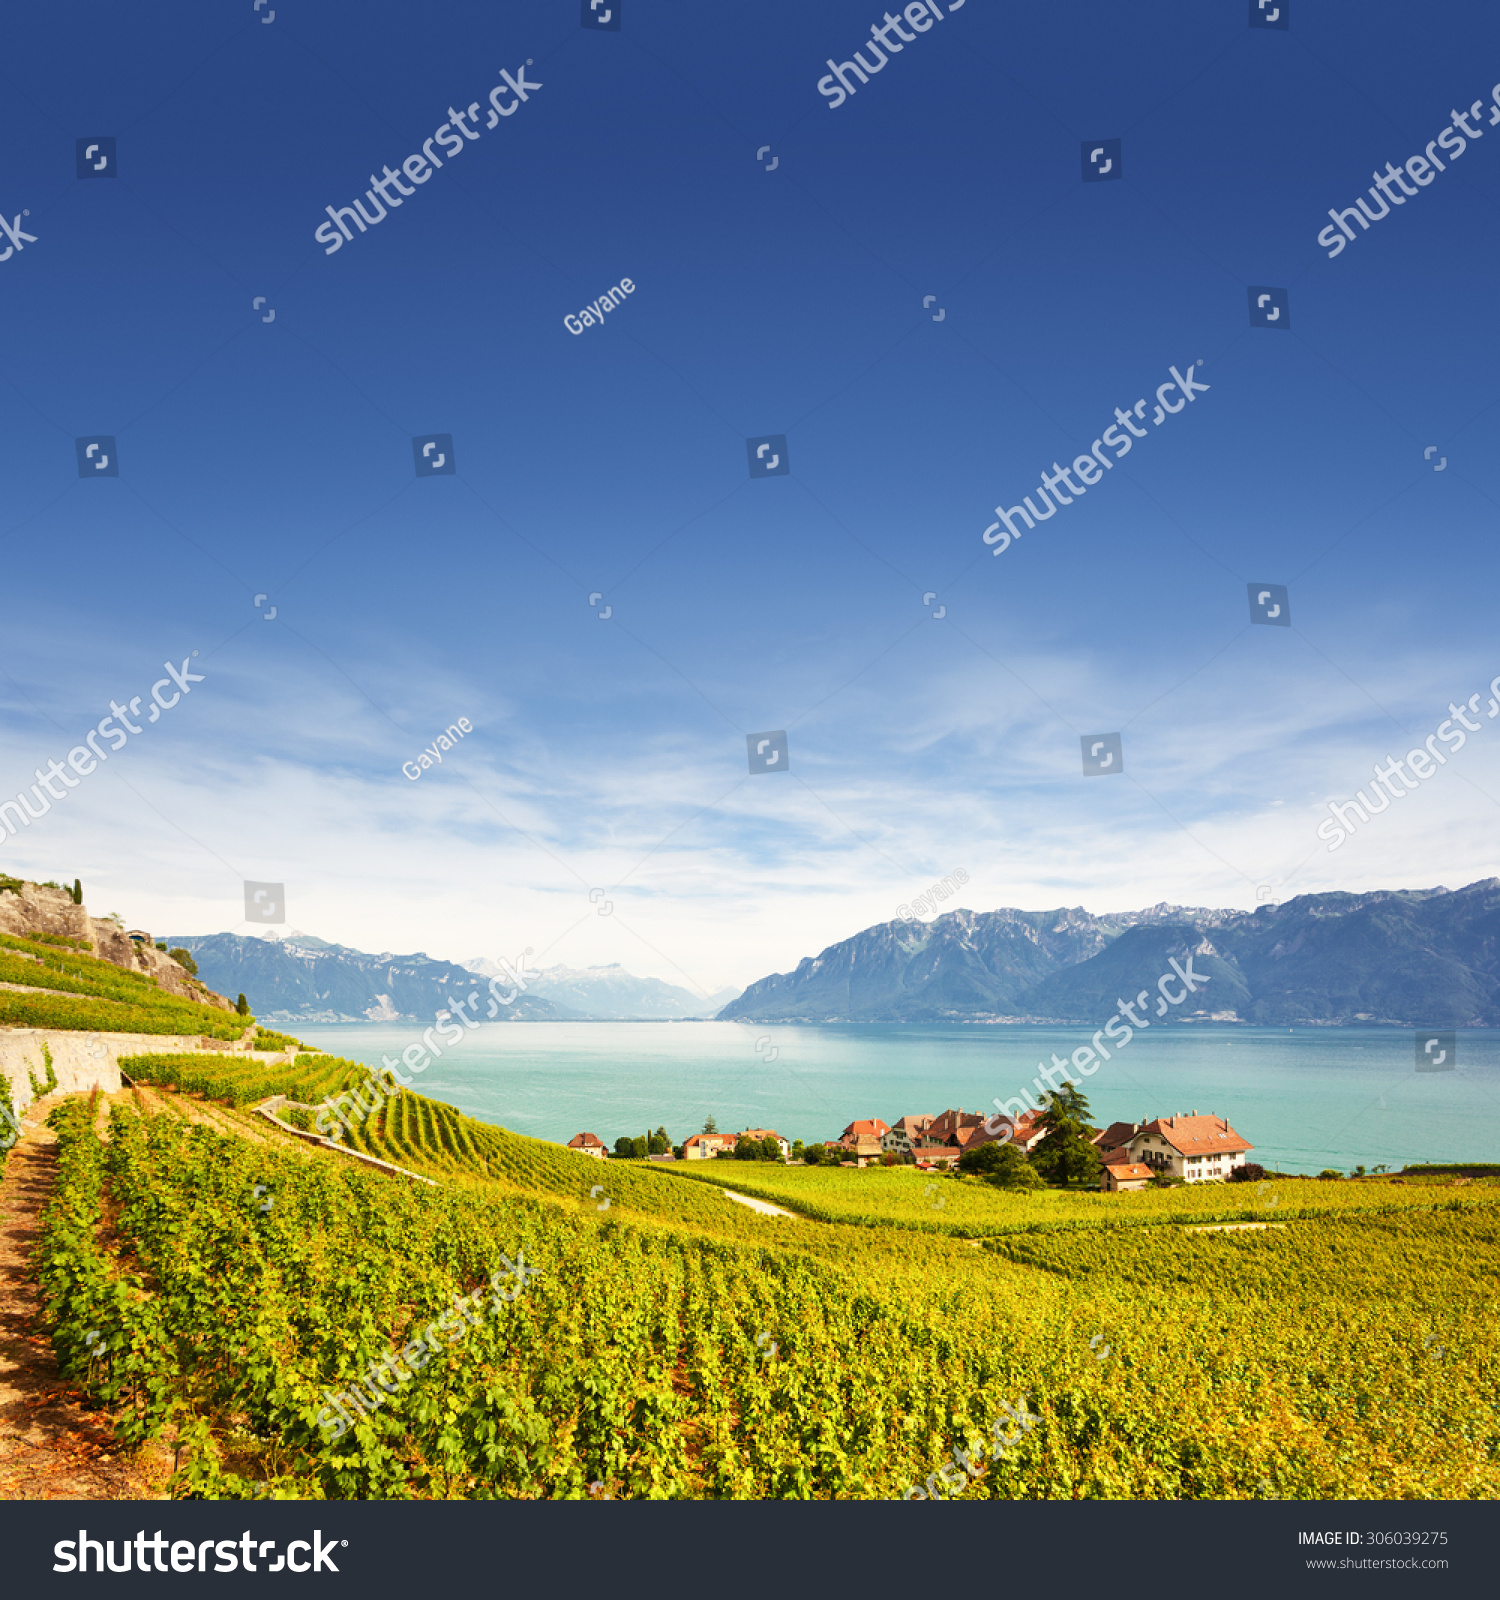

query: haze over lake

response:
[296,1021,1500,1175]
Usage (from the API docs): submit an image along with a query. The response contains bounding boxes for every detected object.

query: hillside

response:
[0,879,232,1011]
[719,881,1500,1026]
[11,1048,1498,1501]
[162,931,575,1024]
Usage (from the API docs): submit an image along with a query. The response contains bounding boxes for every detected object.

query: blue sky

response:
[1,0,1499,995]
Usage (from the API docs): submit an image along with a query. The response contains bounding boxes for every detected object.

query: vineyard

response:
[0,931,249,1040]
[120,1051,365,1110]
[27,1060,1500,1500]
[665,1154,1500,1236]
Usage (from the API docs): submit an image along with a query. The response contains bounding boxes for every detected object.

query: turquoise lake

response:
[293,1021,1500,1175]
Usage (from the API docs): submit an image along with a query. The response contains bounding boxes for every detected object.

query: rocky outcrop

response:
[0,882,233,1010]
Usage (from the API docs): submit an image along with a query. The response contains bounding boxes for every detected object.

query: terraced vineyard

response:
[29,1067,1500,1501]
[0,932,248,1039]
[121,1050,365,1108]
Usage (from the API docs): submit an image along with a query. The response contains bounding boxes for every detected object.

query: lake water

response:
[292,1021,1500,1174]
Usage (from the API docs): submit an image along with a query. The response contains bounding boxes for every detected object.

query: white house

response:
[1123,1113,1252,1183]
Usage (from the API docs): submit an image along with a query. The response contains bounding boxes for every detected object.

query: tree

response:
[759,1136,782,1162]
[1029,1084,1102,1189]
[1227,1162,1266,1183]
[72,879,82,905]
[648,1126,670,1155]
[235,993,250,1016]
[613,1135,647,1159]
[791,1140,805,1162]
[702,1115,718,1135]
[960,1139,1042,1190]
[802,1142,825,1165]
[168,947,198,977]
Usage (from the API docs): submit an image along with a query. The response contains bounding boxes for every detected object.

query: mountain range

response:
[163,935,740,1024]
[715,882,1500,1027]
[465,959,739,1020]
[163,933,573,1025]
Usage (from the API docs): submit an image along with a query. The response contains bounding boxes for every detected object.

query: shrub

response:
[1318,1169,1343,1180]
[1228,1163,1266,1183]
[168,947,198,977]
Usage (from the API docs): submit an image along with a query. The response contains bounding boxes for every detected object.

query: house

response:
[682,1131,738,1160]
[1093,1121,1142,1161]
[566,1132,608,1161]
[1101,1160,1154,1193]
[1008,1109,1049,1153]
[883,1114,934,1156]
[927,1108,984,1144]
[841,1118,891,1146]
[912,1142,960,1168]
[1123,1112,1252,1183]
[841,1133,885,1165]
[736,1128,791,1159]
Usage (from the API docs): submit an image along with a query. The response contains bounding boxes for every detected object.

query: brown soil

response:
[0,1095,170,1499]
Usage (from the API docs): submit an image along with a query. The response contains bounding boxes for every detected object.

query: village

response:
[565,1106,1256,1192]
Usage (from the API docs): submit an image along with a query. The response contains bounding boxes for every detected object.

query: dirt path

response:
[0,1095,168,1499]
[721,1188,796,1219]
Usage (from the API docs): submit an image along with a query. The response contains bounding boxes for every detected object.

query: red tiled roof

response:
[567,1132,606,1149]
[928,1108,984,1140]
[1093,1121,1139,1153]
[1135,1114,1252,1157]
[841,1118,891,1139]
[1105,1163,1153,1183]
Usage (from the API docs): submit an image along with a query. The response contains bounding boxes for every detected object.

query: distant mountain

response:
[465,958,740,1020]
[164,932,576,1025]
[717,882,1500,1026]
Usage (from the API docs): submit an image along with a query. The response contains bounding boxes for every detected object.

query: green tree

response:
[802,1142,824,1165]
[168,947,198,977]
[235,993,250,1016]
[790,1139,805,1162]
[648,1126,670,1155]
[759,1136,782,1162]
[72,879,82,905]
[702,1115,718,1135]
[959,1138,1043,1190]
[1029,1084,1102,1189]
[613,1135,647,1159]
